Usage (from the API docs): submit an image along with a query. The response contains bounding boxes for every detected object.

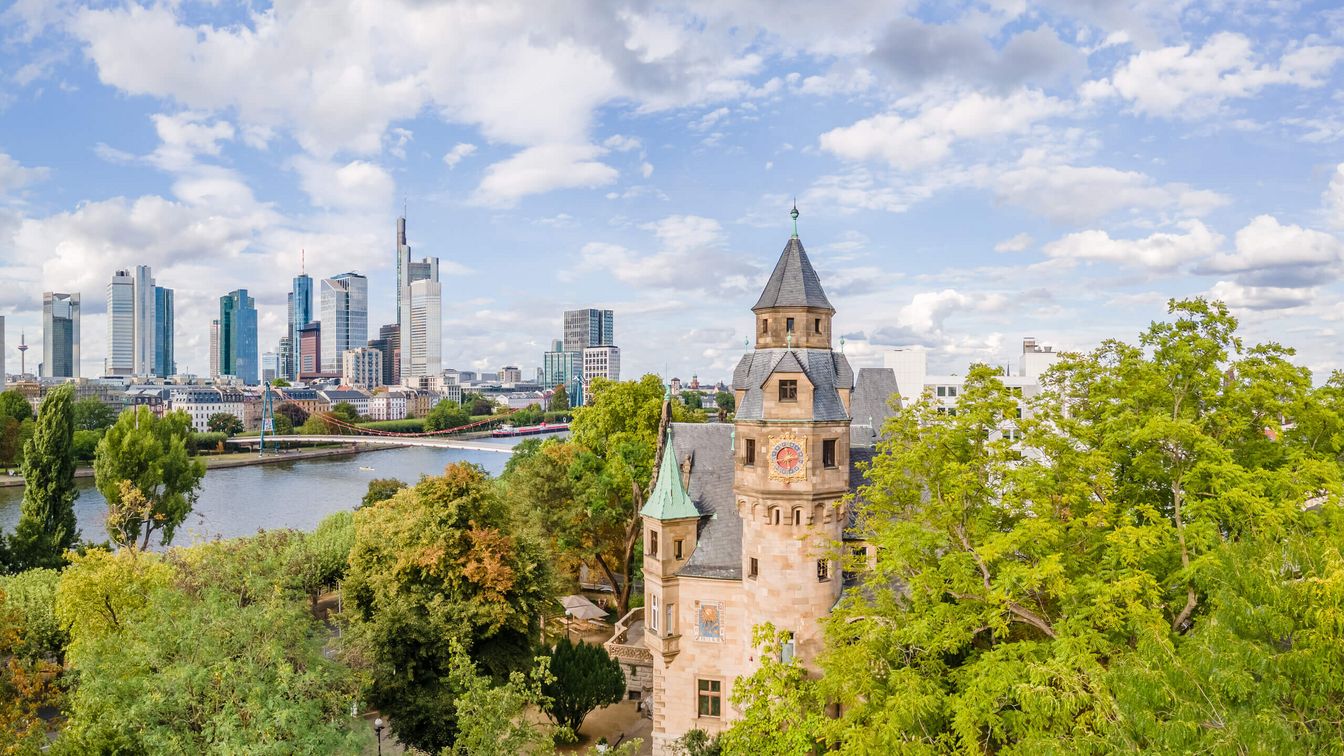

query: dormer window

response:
[786,317,795,333]
[779,380,797,402]
[761,319,768,334]
[813,318,821,334]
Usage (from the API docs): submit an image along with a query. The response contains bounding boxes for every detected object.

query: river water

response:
[0,444,515,546]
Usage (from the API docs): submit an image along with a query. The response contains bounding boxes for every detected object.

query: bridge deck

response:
[224,435,516,453]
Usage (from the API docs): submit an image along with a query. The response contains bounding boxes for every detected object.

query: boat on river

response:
[491,422,569,438]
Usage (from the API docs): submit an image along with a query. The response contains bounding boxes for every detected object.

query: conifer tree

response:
[9,384,79,571]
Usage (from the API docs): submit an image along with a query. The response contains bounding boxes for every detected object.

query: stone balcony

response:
[605,607,654,666]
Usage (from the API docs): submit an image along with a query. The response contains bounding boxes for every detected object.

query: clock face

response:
[771,440,805,476]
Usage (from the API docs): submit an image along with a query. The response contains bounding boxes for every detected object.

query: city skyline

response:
[1,3,1343,383]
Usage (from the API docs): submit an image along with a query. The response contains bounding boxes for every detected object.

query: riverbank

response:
[0,443,387,488]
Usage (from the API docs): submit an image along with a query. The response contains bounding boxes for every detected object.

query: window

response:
[786,317,795,333]
[761,318,768,334]
[792,509,802,525]
[781,632,795,663]
[745,438,756,466]
[697,679,722,717]
[779,380,798,402]
[1015,407,1023,419]
[749,557,758,579]
[817,559,830,581]
[772,508,781,525]
[697,603,722,640]
[674,539,684,560]
[813,318,821,334]
[649,530,658,558]
[823,439,837,468]
[936,386,947,397]
[650,594,659,632]
[948,386,958,397]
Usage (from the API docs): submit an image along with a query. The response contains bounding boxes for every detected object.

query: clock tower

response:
[731,205,853,666]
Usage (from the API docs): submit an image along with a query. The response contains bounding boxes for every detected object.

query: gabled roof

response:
[752,236,834,313]
[732,348,853,421]
[640,427,702,521]
[850,368,901,448]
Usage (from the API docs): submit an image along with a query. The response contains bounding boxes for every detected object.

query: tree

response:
[284,511,356,608]
[425,399,471,432]
[0,584,62,753]
[275,401,310,427]
[8,384,79,571]
[551,383,570,413]
[719,626,825,755]
[270,377,291,387]
[360,477,406,508]
[557,374,704,614]
[0,390,32,423]
[512,403,544,426]
[329,401,362,425]
[71,397,117,431]
[206,412,244,436]
[0,416,28,467]
[270,410,294,435]
[463,391,495,416]
[541,637,625,734]
[94,407,205,550]
[343,463,553,752]
[680,390,702,410]
[448,641,556,755]
[714,391,734,422]
[72,429,102,461]
[798,298,1344,753]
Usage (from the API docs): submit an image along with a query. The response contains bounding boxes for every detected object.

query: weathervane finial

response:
[790,199,799,239]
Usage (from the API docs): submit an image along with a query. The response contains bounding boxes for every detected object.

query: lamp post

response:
[373,717,384,755]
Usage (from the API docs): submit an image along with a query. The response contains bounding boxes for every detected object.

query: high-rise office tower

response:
[277,335,293,380]
[132,265,156,376]
[298,322,321,379]
[209,320,220,379]
[563,308,614,353]
[154,285,174,377]
[395,216,439,327]
[106,270,134,376]
[369,324,400,387]
[400,277,441,384]
[320,272,367,373]
[218,289,258,384]
[288,271,313,380]
[261,352,279,383]
[42,292,80,379]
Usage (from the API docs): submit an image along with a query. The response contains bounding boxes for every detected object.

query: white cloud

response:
[0,152,48,194]
[691,107,730,131]
[1324,163,1344,229]
[994,233,1033,253]
[579,214,756,296]
[640,162,654,179]
[291,157,395,212]
[1208,281,1316,311]
[1087,33,1344,117]
[603,134,642,152]
[1197,215,1344,287]
[819,89,1067,170]
[442,143,477,169]
[1043,221,1223,272]
[472,144,617,208]
[149,111,235,169]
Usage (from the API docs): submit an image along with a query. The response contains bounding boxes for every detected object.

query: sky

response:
[1,1,1343,384]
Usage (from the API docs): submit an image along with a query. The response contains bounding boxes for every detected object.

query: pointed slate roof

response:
[752,237,834,313]
[640,427,702,521]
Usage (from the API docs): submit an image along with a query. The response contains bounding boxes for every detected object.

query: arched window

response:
[792,509,802,526]
[771,508,781,525]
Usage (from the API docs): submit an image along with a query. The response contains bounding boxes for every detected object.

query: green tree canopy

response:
[511,403,545,426]
[425,399,471,432]
[270,377,291,387]
[71,397,118,431]
[0,583,62,753]
[550,383,570,413]
[463,391,495,416]
[8,384,79,571]
[343,462,553,752]
[680,390,702,410]
[541,637,625,734]
[360,477,406,508]
[94,407,205,550]
[0,390,32,423]
[206,412,244,436]
[275,401,310,427]
[727,298,1344,753]
[328,401,362,425]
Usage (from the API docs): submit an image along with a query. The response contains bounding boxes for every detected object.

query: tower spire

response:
[301,248,305,274]
[791,199,799,239]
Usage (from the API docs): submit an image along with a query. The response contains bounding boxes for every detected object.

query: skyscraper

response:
[400,277,441,384]
[288,271,313,380]
[106,270,134,376]
[218,289,258,384]
[298,322,321,379]
[42,292,80,379]
[395,216,439,326]
[369,324,400,387]
[132,265,156,376]
[320,272,367,373]
[154,285,174,377]
[563,308,614,353]
[209,320,220,379]
[261,352,279,383]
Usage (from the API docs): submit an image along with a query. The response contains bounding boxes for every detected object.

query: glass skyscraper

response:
[218,289,258,384]
[320,272,367,374]
[287,273,313,380]
[154,286,174,377]
[42,292,80,379]
[563,308,614,352]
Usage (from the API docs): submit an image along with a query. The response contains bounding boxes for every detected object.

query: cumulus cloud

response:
[994,233,1033,253]
[1086,33,1344,117]
[871,21,1083,91]
[1324,163,1344,228]
[472,144,617,207]
[1196,215,1344,287]
[1208,281,1316,311]
[819,89,1067,170]
[442,143,477,168]
[1043,221,1223,272]
[579,214,756,296]
[291,157,395,212]
[0,152,49,195]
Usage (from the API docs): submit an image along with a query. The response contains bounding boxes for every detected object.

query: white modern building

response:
[132,265,156,376]
[400,277,441,384]
[582,345,620,403]
[320,272,368,374]
[106,270,134,376]
[342,347,383,391]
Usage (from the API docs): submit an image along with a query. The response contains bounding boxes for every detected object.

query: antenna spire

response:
[301,248,305,274]
[790,199,799,239]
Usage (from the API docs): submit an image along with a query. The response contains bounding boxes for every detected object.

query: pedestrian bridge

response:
[223,435,517,454]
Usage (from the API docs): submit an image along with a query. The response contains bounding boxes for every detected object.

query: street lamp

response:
[373,717,384,755]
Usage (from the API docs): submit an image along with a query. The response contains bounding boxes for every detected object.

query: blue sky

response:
[1,1,1342,383]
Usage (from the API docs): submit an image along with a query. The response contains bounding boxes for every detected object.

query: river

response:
[0,444,516,546]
